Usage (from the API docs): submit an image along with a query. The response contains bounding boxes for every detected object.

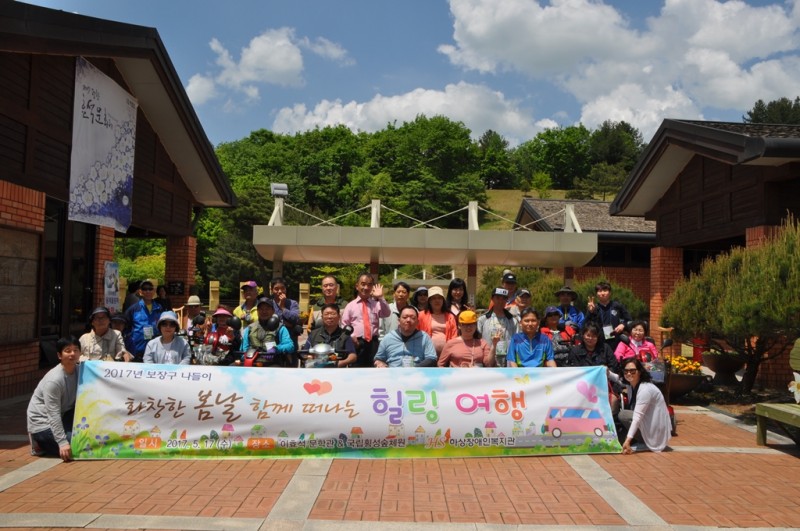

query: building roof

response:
[611,119,800,217]
[516,198,655,234]
[0,2,236,208]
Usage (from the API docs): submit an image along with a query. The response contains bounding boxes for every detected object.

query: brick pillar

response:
[166,235,197,307]
[93,226,116,309]
[746,225,780,248]
[0,181,46,398]
[649,247,683,331]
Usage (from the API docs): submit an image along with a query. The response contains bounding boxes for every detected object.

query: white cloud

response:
[188,28,352,107]
[580,84,701,140]
[439,0,652,75]
[186,73,217,105]
[298,36,355,65]
[272,82,542,146]
[441,0,800,140]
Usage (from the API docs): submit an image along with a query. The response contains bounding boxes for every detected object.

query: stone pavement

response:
[1,393,799,531]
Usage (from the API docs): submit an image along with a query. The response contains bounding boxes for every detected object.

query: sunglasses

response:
[623,368,638,374]
[160,322,178,328]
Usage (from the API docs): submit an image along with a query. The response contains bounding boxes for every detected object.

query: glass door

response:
[40,197,95,366]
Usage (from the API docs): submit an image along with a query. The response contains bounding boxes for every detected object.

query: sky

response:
[21,0,800,147]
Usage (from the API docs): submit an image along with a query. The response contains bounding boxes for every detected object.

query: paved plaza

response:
[0,393,798,531]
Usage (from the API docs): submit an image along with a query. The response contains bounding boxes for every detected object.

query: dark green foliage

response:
[743,97,800,124]
[662,216,800,392]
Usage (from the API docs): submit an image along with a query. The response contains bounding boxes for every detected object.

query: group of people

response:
[27,272,670,461]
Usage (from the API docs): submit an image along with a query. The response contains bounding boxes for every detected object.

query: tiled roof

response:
[520,198,655,233]
[677,120,800,139]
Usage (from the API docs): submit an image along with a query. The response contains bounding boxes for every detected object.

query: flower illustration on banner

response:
[303,379,333,395]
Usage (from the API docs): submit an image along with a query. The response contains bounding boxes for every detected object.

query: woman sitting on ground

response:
[438,310,498,367]
[618,357,672,453]
[417,286,457,358]
[613,320,658,362]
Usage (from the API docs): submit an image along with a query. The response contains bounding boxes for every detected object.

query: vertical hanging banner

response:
[69,57,138,233]
[103,262,120,312]
[72,364,622,459]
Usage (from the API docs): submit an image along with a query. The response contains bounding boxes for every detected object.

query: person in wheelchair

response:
[240,297,296,366]
[302,303,357,368]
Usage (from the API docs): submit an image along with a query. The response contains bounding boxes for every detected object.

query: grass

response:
[481,189,571,230]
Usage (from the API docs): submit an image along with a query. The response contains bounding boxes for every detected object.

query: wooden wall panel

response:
[0,53,31,109]
[703,158,730,191]
[0,114,26,174]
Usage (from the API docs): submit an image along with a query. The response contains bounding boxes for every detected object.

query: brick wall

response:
[0,181,46,399]
[0,181,45,231]
[756,342,794,389]
[93,226,116,308]
[166,235,197,307]
[649,247,683,331]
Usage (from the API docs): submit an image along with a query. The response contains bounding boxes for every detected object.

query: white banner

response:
[103,262,120,312]
[69,57,137,233]
[72,363,621,459]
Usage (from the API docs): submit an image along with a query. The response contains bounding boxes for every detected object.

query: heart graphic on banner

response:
[303,380,333,395]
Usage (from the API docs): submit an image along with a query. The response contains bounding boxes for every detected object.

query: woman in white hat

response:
[417,286,457,358]
[143,311,191,365]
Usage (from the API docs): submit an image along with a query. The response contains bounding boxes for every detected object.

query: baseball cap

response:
[157,311,180,327]
[518,289,531,297]
[502,273,517,284]
[492,288,509,298]
[90,306,111,320]
[544,306,561,317]
[256,296,273,307]
[458,310,478,324]
[241,281,258,290]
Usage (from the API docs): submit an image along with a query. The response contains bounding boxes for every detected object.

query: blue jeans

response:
[31,408,74,457]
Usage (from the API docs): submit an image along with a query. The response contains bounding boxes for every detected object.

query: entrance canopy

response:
[253,225,597,267]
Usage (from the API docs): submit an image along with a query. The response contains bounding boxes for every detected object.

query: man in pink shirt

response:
[341,273,390,367]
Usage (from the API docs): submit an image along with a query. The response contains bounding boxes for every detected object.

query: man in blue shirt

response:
[374,306,436,368]
[123,280,163,362]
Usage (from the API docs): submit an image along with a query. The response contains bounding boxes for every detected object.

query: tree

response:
[661,216,800,392]
[569,162,627,200]
[524,125,591,189]
[588,120,645,171]
[530,171,552,199]
[477,129,515,189]
[743,97,800,124]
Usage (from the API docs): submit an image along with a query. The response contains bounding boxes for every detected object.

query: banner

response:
[69,57,137,233]
[103,262,120,312]
[72,363,621,459]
